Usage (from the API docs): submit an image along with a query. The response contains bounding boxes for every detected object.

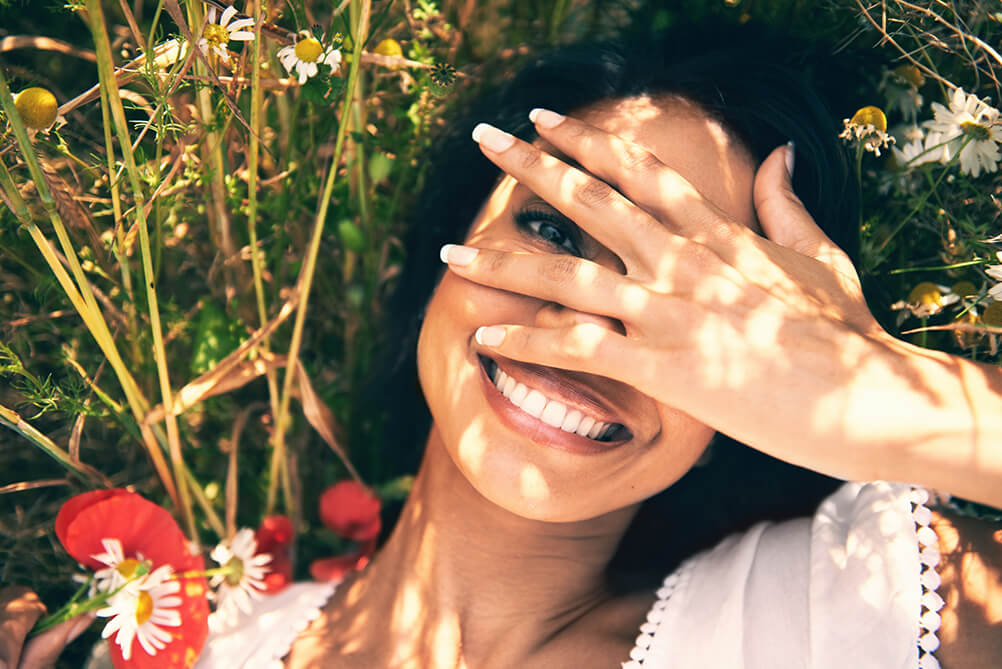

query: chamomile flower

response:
[891,281,960,324]
[208,528,271,630]
[923,87,1002,177]
[91,538,150,594]
[197,5,255,63]
[97,565,182,661]
[879,65,925,121]
[278,33,342,84]
[13,87,58,130]
[985,252,1002,301]
[891,125,944,168]
[839,106,895,156]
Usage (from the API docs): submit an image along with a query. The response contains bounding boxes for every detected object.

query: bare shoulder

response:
[930,507,1002,667]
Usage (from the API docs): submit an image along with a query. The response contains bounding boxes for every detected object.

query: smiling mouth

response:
[478,355,631,443]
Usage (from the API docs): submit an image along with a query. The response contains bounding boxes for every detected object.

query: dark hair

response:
[369,22,856,575]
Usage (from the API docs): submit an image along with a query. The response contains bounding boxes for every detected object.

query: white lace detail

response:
[621,561,693,668]
[910,487,943,669]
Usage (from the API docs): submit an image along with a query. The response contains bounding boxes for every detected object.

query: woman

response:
[5,23,1001,669]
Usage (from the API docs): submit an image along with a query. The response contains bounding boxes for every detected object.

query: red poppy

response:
[309,538,376,582]
[317,481,381,542]
[311,481,381,582]
[55,489,209,669]
[254,515,294,593]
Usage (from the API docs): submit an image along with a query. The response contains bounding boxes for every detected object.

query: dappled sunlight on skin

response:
[519,464,550,505]
[925,511,1002,665]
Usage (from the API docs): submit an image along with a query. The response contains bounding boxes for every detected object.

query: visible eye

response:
[514,207,582,256]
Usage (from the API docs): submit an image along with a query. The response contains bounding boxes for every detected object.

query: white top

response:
[194,481,942,669]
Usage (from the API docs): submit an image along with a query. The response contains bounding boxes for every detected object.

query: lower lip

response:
[478,359,626,455]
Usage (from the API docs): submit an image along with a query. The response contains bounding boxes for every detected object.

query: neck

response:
[320,426,637,667]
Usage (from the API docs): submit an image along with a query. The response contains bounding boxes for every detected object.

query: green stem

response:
[0,123,177,504]
[267,0,372,514]
[877,139,969,253]
[247,0,282,443]
[99,83,141,367]
[890,259,986,274]
[86,0,196,542]
[0,402,110,486]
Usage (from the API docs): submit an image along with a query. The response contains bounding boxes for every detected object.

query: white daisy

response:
[278,33,342,84]
[97,565,182,661]
[923,87,1002,177]
[197,5,256,63]
[985,252,1002,301]
[891,126,943,168]
[208,528,271,630]
[92,538,149,594]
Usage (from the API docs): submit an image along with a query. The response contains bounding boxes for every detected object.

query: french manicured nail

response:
[472,123,516,153]
[475,326,505,347]
[439,243,478,266]
[529,108,565,129]
[785,140,795,178]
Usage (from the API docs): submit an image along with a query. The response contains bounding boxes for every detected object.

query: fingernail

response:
[529,108,565,129]
[785,140,795,178]
[475,326,505,347]
[439,244,478,266]
[472,123,516,153]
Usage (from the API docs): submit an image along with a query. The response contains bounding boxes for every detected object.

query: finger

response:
[440,244,648,322]
[19,611,95,669]
[528,108,721,233]
[753,144,856,278]
[474,322,652,390]
[471,122,662,272]
[0,587,45,669]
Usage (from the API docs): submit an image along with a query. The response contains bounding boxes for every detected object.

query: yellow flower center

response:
[14,87,58,130]
[224,556,245,587]
[893,65,925,88]
[908,282,942,307]
[374,38,402,58]
[983,301,1002,327]
[116,558,143,579]
[960,120,991,141]
[951,281,977,298]
[294,37,324,63]
[135,591,154,626]
[850,106,888,132]
[203,23,230,48]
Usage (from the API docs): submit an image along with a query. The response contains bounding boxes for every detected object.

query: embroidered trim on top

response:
[621,560,693,668]
[910,487,944,669]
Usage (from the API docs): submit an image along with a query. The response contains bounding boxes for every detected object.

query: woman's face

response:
[417,95,758,522]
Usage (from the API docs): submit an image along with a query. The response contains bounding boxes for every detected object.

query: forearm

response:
[838,333,1002,507]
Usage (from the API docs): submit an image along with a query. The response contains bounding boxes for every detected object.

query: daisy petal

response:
[220,5,237,27]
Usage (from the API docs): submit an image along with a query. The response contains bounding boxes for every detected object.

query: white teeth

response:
[540,401,567,428]
[520,390,547,418]
[561,410,583,432]
[488,363,619,440]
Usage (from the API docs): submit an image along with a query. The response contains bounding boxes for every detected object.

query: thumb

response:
[18,611,95,669]
[753,143,851,273]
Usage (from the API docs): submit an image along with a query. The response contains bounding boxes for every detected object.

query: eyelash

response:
[514,208,583,256]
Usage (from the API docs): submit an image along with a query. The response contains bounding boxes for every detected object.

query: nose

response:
[533,301,626,336]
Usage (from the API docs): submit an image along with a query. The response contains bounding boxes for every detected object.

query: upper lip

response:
[478,352,654,439]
